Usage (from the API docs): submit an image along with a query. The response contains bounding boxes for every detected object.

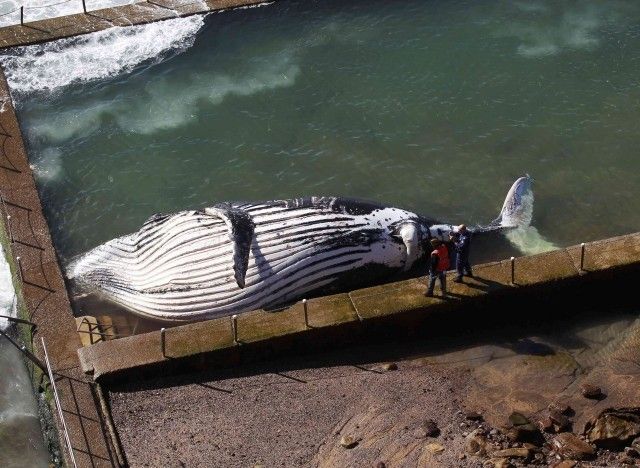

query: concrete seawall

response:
[78,232,640,383]
[0,0,269,50]
[0,69,120,466]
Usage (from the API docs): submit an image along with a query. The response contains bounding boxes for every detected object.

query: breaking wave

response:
[29,48,300,141]
[0,15,206,97]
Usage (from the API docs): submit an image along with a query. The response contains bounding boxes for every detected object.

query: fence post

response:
[580,243,585,271]
[41,338,78,468]
[82,0,87,14]
[160,327,166,358]
[302,299,309,329]
[510,256,515,285]
[16,256,23,284]
[6,215,13,242]
[231,314,238,345]
[20,6,23,25]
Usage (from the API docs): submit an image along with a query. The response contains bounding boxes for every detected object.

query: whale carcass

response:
[68,176,532,322]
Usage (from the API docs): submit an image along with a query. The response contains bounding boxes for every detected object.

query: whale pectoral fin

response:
[204,205,255,289]
[398,222,420,272]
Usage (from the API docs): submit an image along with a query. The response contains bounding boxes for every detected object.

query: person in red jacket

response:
[425,238,450,297]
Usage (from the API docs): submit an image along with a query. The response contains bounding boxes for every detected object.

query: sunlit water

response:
[5,0,640,266]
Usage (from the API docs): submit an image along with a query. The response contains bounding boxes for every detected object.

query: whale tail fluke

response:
[492,174,534,229]
[479,174,558,255]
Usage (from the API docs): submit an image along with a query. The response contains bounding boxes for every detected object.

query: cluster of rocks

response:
[338,404,640,466]
[457,402,640,467]
[333,371,640,467]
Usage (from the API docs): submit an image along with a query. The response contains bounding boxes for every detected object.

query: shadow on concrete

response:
[105,271,640,395]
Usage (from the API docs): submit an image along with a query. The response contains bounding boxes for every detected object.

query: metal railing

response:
[0,0,150,26]
[0,1,80,26]
[41,337,78,468]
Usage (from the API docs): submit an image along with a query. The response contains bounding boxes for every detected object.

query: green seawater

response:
[10,0,640,264]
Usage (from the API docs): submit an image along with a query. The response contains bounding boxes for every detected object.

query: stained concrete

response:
[0,69,118,466]
[0,0,269,50]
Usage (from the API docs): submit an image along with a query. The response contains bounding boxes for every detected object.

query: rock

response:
[483,459,515,468]
[586,409,640,449]
[465,429,490,457]
[375,463,386,468]
[491,447,531,459]
[549,409,572,431]
[506,423,544,445]
[549,403,573,415]
[538,417,555,433]
[426,442,444,454]
[423,419,440,437]
[380,362,398,371]
[508,412,530,426]
[551,461,577,468]
[340,435,358,449]
[580,383,603,399]
[632,436,640,451]
[466,411,484,421]
[412,427,427,439]
[552,433,595,460]
[413,420,440,439]
[624,446,639,458]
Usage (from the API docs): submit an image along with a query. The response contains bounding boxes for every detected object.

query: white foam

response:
[120,54,300,134]
[0,244,17,330]
[499,0,615,58]
[0,15,206,97]
[506,226,557,255]
[29,147,62,182]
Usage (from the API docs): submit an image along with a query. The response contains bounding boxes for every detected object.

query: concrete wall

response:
[0,68,120,466]
[0,0,269,50]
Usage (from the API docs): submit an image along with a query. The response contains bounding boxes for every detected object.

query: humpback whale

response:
[68,176,532,322]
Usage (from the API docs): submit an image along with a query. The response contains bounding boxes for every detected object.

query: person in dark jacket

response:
[451,224,473,283]
[425,238,450,297]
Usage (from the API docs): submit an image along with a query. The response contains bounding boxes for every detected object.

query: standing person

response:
[451,224,473,283]
[425,238,449,297]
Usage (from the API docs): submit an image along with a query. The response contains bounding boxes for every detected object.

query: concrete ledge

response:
[0,0,270,50]
[78,233,640,383]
